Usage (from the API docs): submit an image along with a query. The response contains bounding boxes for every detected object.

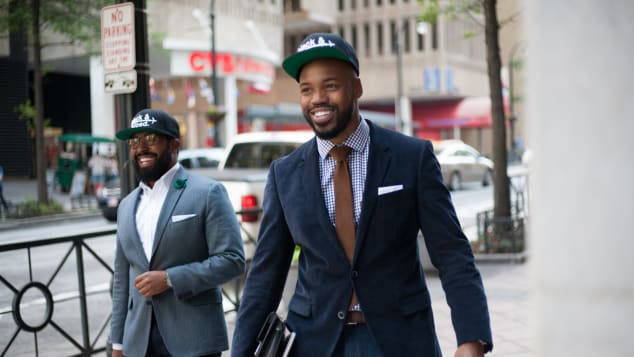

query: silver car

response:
[433,140,494,191]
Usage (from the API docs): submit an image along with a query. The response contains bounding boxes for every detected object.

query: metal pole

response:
[508,42,522,162]
[115,0,150,196]
[210,0,221,147]
[395,28,403,133]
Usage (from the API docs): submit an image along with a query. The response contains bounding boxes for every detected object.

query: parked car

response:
[178,148,225,169]
[433,140,493,191]
[97,178,120,222]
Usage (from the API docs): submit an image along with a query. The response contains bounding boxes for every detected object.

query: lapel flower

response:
[174,178,187,189]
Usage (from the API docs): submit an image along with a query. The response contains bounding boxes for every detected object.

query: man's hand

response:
[111,349,124,357]
[454,341,485,357]
[134,270,169,298]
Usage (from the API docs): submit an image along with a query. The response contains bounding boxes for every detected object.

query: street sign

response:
[104,70,137,94]
[101,2,135,73]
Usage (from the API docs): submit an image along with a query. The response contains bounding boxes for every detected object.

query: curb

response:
[0,210,103,231]
[475,252,527,264]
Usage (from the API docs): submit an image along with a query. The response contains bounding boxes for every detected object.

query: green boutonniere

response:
[174,178,187,189]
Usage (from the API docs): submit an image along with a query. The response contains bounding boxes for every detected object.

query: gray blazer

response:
[110,167,245,357]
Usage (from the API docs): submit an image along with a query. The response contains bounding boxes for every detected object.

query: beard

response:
[303,102,355,140]
[133,144,173,184]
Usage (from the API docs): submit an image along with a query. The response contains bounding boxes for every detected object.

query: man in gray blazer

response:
[110,109,245,357]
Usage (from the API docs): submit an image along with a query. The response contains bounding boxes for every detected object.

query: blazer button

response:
[351,270,359,279]
[337,311,345,320]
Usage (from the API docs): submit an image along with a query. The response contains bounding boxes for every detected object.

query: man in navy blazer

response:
[110,109,245,357]
[232,33,492,356]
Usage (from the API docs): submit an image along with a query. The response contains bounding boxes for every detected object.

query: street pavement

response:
[1,178,531,356]
[220,261,531,357]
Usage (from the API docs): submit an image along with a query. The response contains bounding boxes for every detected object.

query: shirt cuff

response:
[112,343,123,350]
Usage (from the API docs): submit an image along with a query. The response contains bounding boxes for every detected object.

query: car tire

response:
[482,169,493,187]
[102,206,117,222]
[449,172,461,191]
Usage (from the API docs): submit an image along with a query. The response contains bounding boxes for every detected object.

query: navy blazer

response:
[232,121,492,356]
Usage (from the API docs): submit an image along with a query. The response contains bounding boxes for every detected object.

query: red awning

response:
[414,96,509,130]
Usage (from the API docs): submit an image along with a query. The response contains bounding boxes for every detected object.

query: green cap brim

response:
[282,47,351,81]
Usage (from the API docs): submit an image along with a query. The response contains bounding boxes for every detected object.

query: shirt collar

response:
[139,162,181,194]
[316,118,370,159]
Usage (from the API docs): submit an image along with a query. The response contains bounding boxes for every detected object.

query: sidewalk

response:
[0,177,101,230]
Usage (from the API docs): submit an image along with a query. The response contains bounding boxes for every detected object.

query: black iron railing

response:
[0,228,117,356]
[0,210,259,356]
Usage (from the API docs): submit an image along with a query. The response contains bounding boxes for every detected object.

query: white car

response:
[178,148,226,169]
[433,140,494,191]
[219,131,314,170]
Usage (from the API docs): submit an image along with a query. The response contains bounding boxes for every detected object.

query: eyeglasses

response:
[128,133,162,148]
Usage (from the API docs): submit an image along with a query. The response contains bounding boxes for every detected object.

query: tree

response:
[419,0,514,221]
[0,0,113,204]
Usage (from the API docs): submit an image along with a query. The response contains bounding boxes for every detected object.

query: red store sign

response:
[169,51,275,84]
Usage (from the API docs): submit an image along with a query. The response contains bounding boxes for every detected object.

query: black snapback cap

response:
[116,109,180,140]
[282,32,359,82]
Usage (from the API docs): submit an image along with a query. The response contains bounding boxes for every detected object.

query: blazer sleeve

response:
[110,225,130,345]
[417,140,493,351]
[167,181,246,300]
[231,162,296,357]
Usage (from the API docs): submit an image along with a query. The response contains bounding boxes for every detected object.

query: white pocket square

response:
[378,184,403,196]
[171,214,196,223]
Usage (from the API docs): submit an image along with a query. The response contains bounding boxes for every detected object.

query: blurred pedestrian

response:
[232,33,492,356]
[110,109,245,357]
[0,165,8,210]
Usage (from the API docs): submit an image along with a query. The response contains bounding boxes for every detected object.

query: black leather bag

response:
[254,312,295,357]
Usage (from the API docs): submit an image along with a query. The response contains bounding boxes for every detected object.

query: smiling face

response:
[129,132,180,187]
[298,58,363,144]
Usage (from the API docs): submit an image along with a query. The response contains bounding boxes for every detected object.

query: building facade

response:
[0,0,524,177]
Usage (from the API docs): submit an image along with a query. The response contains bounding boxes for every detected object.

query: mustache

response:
[308,105,336,113]
[135,152,157,160]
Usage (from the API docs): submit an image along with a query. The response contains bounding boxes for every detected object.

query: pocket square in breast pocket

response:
[171,214,196,223]
[378,184,403,196]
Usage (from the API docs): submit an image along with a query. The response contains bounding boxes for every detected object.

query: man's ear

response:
[354,77,363,99]
[171,139,181,154]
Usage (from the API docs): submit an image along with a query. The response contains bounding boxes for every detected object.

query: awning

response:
[415,96,509,129]
[58,134,115,143]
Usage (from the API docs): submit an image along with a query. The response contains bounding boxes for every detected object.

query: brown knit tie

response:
[330,145,359,309]
[330,145,355,261]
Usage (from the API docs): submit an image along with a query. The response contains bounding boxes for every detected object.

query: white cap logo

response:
[297,36,336,53]
[131,113,157,128]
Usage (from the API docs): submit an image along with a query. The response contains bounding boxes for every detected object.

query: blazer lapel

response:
[123,188,150,268]
[301,141,349,262]
[150,169,188,263]
[355,122,392,258]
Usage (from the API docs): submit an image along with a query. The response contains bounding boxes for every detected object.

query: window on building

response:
[364,0,369,7]
[390,0,396,4]
[432,22,438,50]
[403,18,411,53]
[351,0,356,10]
[377,22,383,55]
[351,25,358,51]
[339,0,344,11]
[377,0,382,6]
[390,20,397,54]
[417,31,425,51]
[364,23,370,56]
[284,0,301,12]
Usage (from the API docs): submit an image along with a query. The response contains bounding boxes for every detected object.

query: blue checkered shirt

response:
[316,119,370,227]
